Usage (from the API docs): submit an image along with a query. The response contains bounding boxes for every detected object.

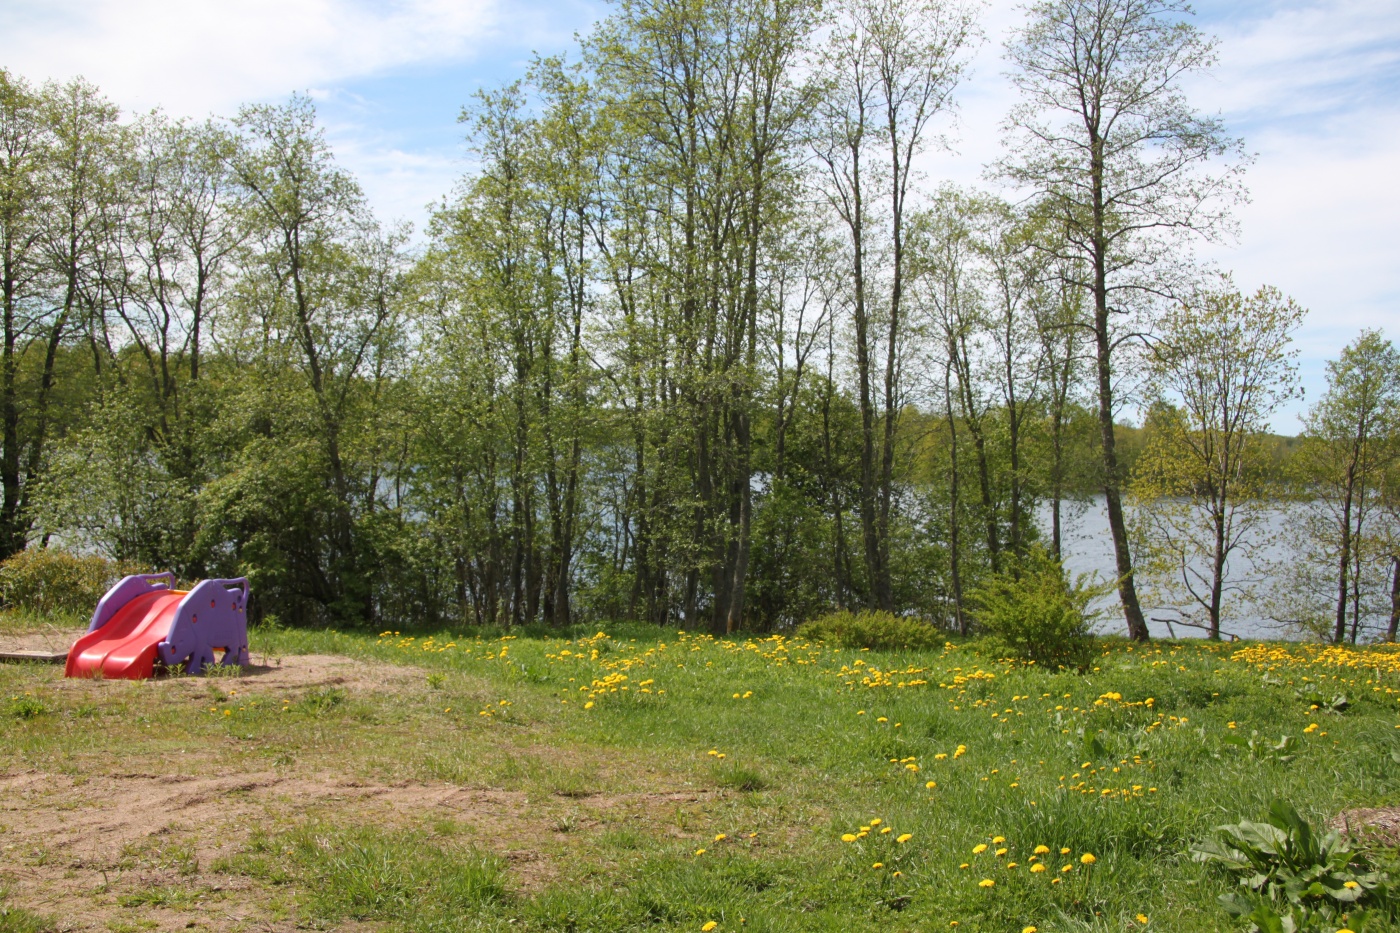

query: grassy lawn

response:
[3,614,1400,932]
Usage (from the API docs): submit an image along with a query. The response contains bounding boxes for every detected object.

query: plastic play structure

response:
[65,573,251,679]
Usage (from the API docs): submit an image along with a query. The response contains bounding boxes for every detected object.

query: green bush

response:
[0,548,138,619]
[795,609,944,651]
[968,545,1101,668]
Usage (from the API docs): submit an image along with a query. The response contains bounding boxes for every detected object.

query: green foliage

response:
[1222,731,1300,764]
[257,825,504,927]
[796,609,944,651]
[1193,800,1394,931]
[968,545,1100,667]
[0,548,136,619]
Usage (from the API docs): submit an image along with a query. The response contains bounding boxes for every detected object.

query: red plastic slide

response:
[65,589,187,680]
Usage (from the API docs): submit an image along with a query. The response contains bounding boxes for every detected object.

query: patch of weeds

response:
[104,921,157,933]
[203,662,245,679]
[0,906,57,933]
[119,837,199,876]
[297,686,346,717]
[115,886,200,909]
[426,672,445,689]
[5,695,47,720]
[712,762,767,792]
[231,824,505,929]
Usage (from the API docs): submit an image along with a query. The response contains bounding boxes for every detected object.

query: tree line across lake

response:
[1,0,1396,643]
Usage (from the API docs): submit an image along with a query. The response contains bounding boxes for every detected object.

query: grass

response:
[2,616,1400,931]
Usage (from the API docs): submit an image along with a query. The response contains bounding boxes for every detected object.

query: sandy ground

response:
[0,649,712,931]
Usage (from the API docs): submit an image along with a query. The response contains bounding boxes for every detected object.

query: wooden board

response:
[0,649,66,663]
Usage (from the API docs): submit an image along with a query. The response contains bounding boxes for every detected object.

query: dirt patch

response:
[0,623,85,654]
[0,768,543,932]
[1330,807,1400,846]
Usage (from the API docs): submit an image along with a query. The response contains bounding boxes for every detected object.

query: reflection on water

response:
[1041,496,1307,642]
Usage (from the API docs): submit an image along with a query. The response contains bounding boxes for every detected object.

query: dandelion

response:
[960,863,970,869]
[926,780,937,789]
[897,833,912,843]
[877,717,889,722]
[1060,847,1071,854]
[870,818,881,825]
[873,862,884,869]
[880,827,892,834]
[702,923,718,932]
[1030,864,1046,873]
[1061,865,1073,873]
[992,836,1006,844]
[892,871,902,878]
[1007,862,1018,869]
[694,848,706,856]
[1136,915,1149,924]
[584,701,594,709]
[1033,845,1050,855]
[841,834,858,843]
[1023,927,1038,933]
[1080,853,1096,865]
[996,848,1008,857]
[1343,880,1360,889]
[714,834,727,842]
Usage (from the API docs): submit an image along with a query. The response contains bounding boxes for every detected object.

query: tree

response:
[1129,282,1304,639]
[1287,332,1400,643]
[814,0,976,611]
[1000,0,1245,640]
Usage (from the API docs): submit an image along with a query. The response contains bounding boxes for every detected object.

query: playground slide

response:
[65,588,186,679]
[66,573,252,679]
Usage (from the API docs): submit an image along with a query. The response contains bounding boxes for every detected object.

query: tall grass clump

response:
[796,609,944,651]
[970,545,1102,668]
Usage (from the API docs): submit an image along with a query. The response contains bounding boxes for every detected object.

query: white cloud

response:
[0,0,498,117]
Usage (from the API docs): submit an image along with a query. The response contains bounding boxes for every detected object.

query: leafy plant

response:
[1295,688,1349,713]
[795,610,943,651]
[968,545,1104,668]
[1222,731,1299,764]
[1193,799,1391,930]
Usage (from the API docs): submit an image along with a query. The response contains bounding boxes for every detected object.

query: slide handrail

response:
[88,572,177,633]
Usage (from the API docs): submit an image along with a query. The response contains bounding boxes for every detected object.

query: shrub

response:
[796,609,944,651]
[968,545,1101,668]
[0,548,139,619]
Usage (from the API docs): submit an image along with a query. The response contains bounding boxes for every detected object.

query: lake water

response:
[1043,497,1326,642]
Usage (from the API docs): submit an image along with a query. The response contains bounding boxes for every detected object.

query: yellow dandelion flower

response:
[870,818,882,825]
[992,836,1006,844]
[872,862,884,869]
[694,848,706,856]
[1030,863,1046,873]
[1033,845,1050,855]
[841,834,857,843]
[1061,864,1073,873]
[714,834,727,842]
[897,833,912,843]
[979,878,995,888]
[1007,862,1018,869]
[973,844,988,854]
[926,780,938,789]
[996,848,1008,857]
[584,701,594,709]
[892,871,902,878]
[1136,915,1149,924]
[702,923,718,932]
[1023,927,1038,933]
[960,863,970,869]
[1080,853,1096,865]
[1343,880,1360,889]
[880,827,892,834]
[1060,847,1071,855]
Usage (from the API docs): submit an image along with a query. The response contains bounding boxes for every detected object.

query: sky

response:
[2,0,1397,430]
